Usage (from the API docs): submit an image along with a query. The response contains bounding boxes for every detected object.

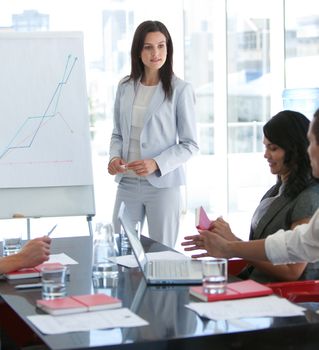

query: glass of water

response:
[202,258,228,294]
[41,264,67,300]
[3,234,22,256]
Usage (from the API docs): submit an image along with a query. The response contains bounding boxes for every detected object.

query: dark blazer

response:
[242,182,319,282]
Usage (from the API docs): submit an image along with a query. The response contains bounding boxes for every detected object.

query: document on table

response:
[27,308,148,334]
[112,250,189,268]
[186,295,306,321]
[47,253,78,265]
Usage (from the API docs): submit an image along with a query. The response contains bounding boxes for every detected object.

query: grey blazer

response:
[244,182,319,282]
[109,76,199,188]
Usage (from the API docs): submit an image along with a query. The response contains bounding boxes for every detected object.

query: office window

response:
[284,0,319,119]
[225,0,284,236]
[0,0,315,243]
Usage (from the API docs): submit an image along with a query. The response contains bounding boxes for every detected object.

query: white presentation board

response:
[0,31,95,218]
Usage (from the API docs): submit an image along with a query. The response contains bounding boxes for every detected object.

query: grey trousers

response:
[112,177,181,248]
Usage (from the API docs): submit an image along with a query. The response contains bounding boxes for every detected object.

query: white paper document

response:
[46,253,78,265]
[113,250,189,268]
[27,308,148,334]
[186,295,306,321]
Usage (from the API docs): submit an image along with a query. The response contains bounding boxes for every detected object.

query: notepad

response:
[190,280,273,302]
[36,293,122,315]
[5,262,65,280]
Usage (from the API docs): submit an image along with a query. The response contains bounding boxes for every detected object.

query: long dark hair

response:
[263,110,316,198]
[125,20,174,99]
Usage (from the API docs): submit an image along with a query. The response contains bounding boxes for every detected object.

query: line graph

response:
[0,32,94,192]
[0,54,78,160]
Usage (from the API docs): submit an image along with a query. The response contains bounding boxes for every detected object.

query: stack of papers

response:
[27,308,148,334]
[186,295,306,321]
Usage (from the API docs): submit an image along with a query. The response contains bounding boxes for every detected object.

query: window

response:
[0,0,317,244]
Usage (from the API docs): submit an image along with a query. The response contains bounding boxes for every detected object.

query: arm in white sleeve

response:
[265,208,319,264]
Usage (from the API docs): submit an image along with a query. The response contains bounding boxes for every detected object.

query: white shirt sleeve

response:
[265,208,319,264]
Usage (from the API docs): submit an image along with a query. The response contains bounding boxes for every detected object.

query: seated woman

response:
[183,110,319,282]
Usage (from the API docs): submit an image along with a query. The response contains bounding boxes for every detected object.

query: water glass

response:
[41,265,67,300]
[3,234,22,256]
[202,258,227,294]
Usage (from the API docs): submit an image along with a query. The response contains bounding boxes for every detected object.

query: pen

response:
[47,224,58,237]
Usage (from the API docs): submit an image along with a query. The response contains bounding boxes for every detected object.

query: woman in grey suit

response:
[183,110,319,282]
[108,20,198,248]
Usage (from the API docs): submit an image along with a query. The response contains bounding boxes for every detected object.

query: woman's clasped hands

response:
[108,157,158,176]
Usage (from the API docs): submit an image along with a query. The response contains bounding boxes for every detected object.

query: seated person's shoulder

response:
[302,182,319,197]
[294,182,319,210]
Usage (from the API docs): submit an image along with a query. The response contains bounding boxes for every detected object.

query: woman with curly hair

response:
[183,110,319,282]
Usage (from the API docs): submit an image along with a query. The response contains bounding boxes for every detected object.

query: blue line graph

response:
[0,54,78,160]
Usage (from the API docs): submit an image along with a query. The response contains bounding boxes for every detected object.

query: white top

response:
[125,83,157,177]
[265,208,319,264]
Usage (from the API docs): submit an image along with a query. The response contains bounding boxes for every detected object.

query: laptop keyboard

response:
[148,260,192,278]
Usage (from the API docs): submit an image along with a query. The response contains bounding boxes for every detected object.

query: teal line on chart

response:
[0,54,78,159]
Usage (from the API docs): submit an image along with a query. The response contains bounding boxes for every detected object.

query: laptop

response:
[118,202,203,285]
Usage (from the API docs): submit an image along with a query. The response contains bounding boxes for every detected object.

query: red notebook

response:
[195,206,211,230]
[5,262,65,280]
[190,280,273,302]
[36,293,122,315]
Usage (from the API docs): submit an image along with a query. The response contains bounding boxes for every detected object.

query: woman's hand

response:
[211,217,240,241]
[181,231,210,259]
[19,236,51,267]
[3,236,52,273]
[108,158,127,175]
[182,229,233,259]
[182,233,207,250]
[126,159,158,176]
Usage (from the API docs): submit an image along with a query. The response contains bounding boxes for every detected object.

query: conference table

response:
[1,235,319,349]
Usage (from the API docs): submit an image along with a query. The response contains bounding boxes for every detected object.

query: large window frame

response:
[0,0,318,245]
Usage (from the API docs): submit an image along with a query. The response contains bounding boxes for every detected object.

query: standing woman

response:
[108,20,198,248]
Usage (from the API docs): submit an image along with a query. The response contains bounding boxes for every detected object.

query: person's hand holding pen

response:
[19,236,51,266]
[3,235,52,274]
[12,225,56,288]
[16,224,55,268]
